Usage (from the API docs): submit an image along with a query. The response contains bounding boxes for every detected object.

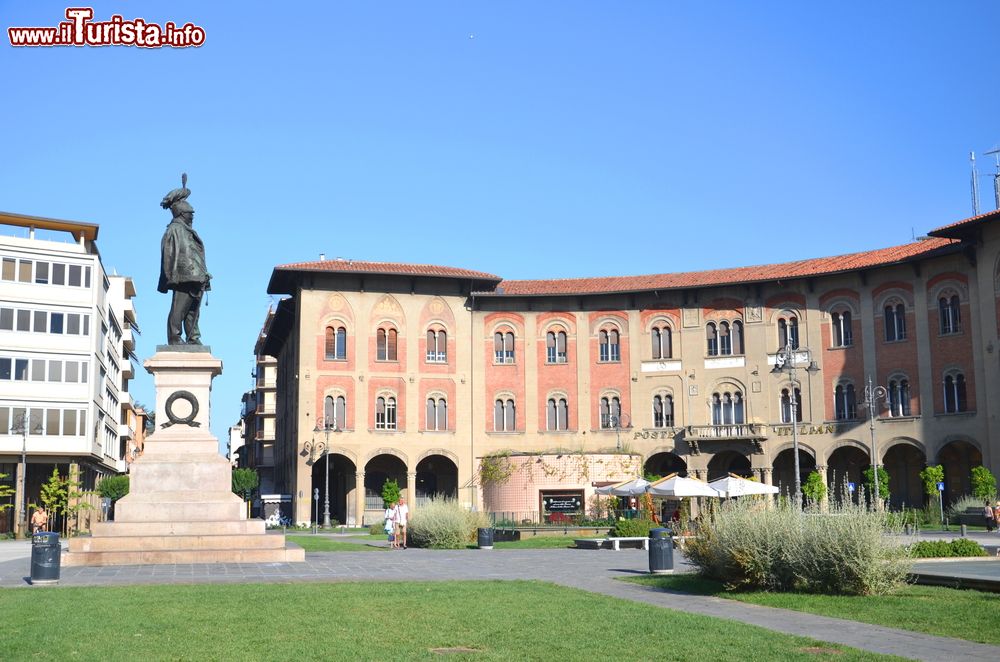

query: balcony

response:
[117,423,135,439]
[684,423,766,454]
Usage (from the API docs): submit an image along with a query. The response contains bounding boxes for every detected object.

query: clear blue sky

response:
[2,1,998,449]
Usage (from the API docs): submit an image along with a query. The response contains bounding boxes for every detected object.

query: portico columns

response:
[355,471,365,527]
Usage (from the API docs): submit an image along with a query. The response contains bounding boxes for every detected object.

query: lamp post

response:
[12,413,37,538]
[314,418,339,529]
[610,413,631,451]
[859,375,888,510]
[300,439,327,526]
[771,343,820,506]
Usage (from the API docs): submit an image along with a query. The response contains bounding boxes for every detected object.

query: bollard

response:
[648,527,674,574]
[30,532,61,585]
[960,524,968,537]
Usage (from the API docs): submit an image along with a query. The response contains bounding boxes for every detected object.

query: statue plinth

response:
[64,348,304,566]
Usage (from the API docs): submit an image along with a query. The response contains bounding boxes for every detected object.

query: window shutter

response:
[325,327,336,359]
[494,400,503,431]
[336,396,346,428]
[325,396,335,424]
[505,400,515,431]
[388,328,398,361]
[494,332,503,353]
[438,399,447,430]
[556,332,566,354]
[427,399,435,430]
[652,328,661,359]
[558,399,568,430]
[377,329,386,359]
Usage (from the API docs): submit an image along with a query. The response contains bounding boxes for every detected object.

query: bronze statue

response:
[158,174,211,345]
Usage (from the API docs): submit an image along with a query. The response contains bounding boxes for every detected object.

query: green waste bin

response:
[648,527,674,574]
[30,532,61,585]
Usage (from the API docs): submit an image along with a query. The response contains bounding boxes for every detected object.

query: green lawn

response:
[0,581,900,661]
[626,574,1000,646]
[487,535,581,549]
[286,535,384,552]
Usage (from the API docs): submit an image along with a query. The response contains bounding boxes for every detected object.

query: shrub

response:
[946,494,985,519]
[686,499,909,595]
[801,471,827,504]
[97,475,129,501]
[368,523,384,536]
[971,466,997,502]
[862,467,890,501]
[408,498,488,549]
[381,479,400,508]
[612,518,656,538]
[909,538,987,558]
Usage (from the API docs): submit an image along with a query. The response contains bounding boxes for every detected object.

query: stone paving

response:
[2,539,1000,661]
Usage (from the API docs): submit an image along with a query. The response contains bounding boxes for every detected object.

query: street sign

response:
[936,482,944,492]
[848,482,855,493]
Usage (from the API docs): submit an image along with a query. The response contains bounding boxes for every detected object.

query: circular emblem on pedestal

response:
[162,390,201,428]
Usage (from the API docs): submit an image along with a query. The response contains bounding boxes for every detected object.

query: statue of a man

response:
[158,176,211,345]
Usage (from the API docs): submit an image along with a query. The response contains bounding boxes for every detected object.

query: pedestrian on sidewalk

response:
[986,500,997,532]
[384,502,398,549]
[396,497,409,549]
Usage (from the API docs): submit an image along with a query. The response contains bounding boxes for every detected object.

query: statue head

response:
[161,186,194,223]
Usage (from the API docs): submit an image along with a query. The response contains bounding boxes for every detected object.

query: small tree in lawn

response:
[802,471,827,506]
[0,472,16,522]
[381,478,401,508]
[231,468,259,517]
[862,466,890,505]
[36,467,67,534]
[971,466,997,502]
[919,464,945,523]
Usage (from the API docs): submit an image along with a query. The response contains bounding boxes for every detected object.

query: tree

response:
[802,471,827,504]
[231,468,259,501]
[919,465,944,501]
[971,466,997,502]
[862,466,890,501]
[97,475,130,501]
[0,472,15,516]
[381,478,400,508]
[37,467,67,522]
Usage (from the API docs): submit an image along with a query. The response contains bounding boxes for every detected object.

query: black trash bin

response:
[477,527,494,550]
[648,527,674,575]
[30,532,61,585]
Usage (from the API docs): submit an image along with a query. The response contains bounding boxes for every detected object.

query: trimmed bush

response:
[612,518,656,538]
[408,498,488,549]
[685,499,909,595]
[909,538,987,558]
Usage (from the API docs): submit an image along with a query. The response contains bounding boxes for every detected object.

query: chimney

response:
[319,253,326,261]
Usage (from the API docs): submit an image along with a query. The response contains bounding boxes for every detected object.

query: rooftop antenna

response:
[985,147,1000,211]
[970,152,981,215]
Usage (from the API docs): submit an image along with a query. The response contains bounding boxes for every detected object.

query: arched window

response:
[652,394,674,428]
[494,331,515,364]
[325,326,347,360]
[711,391,744,426]
[939,295,961,334]
[547,398,569,430]
[323,395,347,429]
[375,396,397,430]
[719,322,731,355]
[834,384,857,420]
[779,388,802,423]
[426,397,447,431]
[888,379,911,417]
[493,398,516,431]
[546,330,568,363]
[426,329,447,363]
[706,323,719,356]
[832,310,853,347]
[778,316,799,350]
[651,325,672,359]
[376,327,398,361]
[732,320,744,354]
[599,328,621,362]
[885,304,906,342]
[944,373,967,413]
[599,396,621,429]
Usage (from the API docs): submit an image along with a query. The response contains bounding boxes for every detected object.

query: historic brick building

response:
[263,209,1000,526]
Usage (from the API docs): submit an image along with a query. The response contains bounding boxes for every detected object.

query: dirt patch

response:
[799,647,843,656]
[430,647,483,655]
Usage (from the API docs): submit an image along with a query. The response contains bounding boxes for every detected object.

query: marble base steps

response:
[62,547,305,567]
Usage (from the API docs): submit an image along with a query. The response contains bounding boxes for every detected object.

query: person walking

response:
[396,497,409,549]
[30,506,49,534]
[994,501,1000,535]
[383,502,398,549]
[986,500,997,533]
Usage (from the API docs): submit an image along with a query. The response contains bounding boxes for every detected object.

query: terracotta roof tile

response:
[928,208,1000,238]
[274,259,501,281]
[483,237,959,297]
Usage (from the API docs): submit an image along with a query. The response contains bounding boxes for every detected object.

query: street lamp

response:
[314,417,339,529]
[300,438,327,526]
[771,342,820,506]
[859,375,888,509]
[609,413,631,451]
[11,412,40,538]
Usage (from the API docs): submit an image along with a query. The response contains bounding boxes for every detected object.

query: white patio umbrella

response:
[647,474,722,498]
[594,477,651,496]
[709,473,779,498]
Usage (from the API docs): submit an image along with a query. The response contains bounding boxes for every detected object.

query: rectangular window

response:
[63,409,76,436]
[33,310,47,333]
[65,361,79,382]
[14,359,28,380]
[81,362,88,383]
[0,308,12,330]
[83,315,90,335]
[31,359,45,381]
[29,408,43,435]
[46,409,60,436]
[1,258,14,281]
[48,361,62,382]
[18,260,32,283]
[16,310,30,332]
[0,358,10,380]
[52,263,65,285]
[35,261,49,284]
[50,312,64,334]
[67,314,80,335]
[85,267,91,288]
[0,407,8,434]
[78,410,86,435]
[68,265,82,287]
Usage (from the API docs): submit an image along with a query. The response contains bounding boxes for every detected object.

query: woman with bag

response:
[986,500,997,533]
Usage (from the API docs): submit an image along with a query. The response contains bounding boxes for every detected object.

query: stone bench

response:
[574,538,606,550]
[608,536,649,551]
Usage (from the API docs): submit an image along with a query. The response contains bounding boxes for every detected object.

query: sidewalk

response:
[2,545,999,661]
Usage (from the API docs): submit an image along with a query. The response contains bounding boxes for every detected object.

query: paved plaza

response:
[2,537,1000,662]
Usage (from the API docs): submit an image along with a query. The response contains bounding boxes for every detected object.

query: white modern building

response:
[0,211,139,536]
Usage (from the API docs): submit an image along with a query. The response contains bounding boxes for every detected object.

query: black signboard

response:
[541,493,583,513]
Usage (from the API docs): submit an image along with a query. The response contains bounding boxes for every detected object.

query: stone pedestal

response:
[64,348,304,566]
